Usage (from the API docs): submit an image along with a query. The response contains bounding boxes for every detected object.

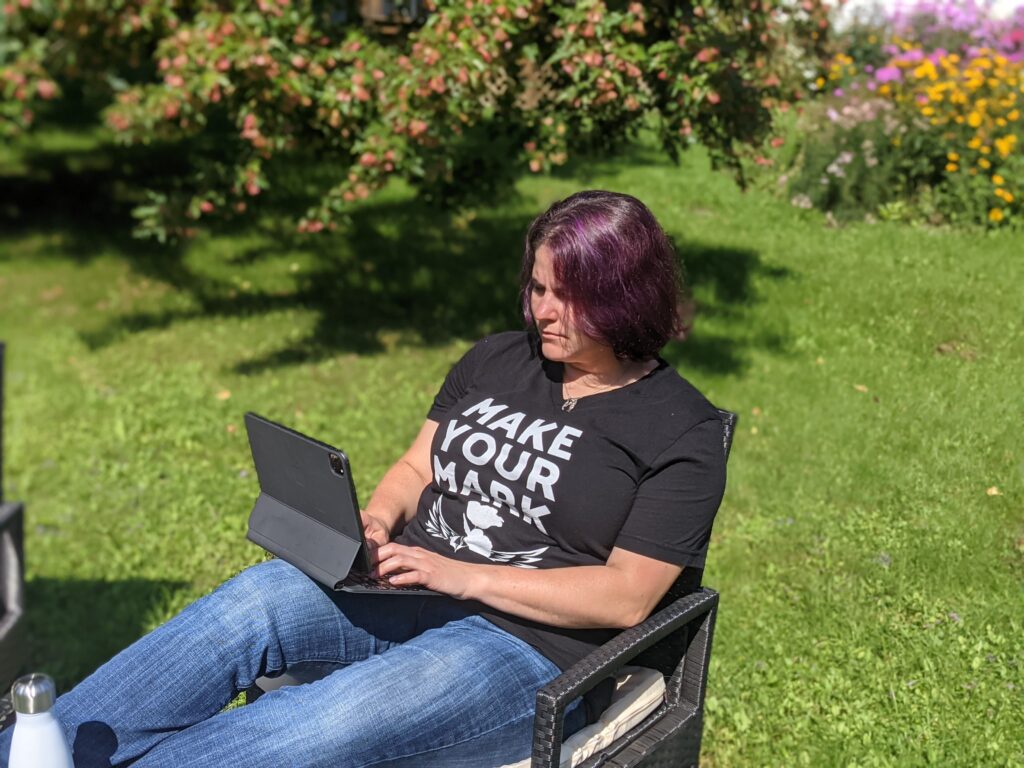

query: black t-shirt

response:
[395,331,726,672]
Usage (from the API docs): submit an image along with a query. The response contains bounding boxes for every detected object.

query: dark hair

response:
[520,190,682,361]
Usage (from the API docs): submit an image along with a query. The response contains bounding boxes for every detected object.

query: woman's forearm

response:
[364,459,428,536]
[363,420,438,538]
[462,562,656,630]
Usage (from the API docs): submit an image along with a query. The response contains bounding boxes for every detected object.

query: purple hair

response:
[520,190,682,361]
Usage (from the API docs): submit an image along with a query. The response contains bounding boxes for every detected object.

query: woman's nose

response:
[534,295,559,321]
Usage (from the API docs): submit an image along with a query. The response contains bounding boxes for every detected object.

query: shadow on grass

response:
[25,577,189,690]
[4,133,789,376]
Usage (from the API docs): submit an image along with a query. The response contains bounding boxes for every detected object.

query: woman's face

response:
[530,244,611,367]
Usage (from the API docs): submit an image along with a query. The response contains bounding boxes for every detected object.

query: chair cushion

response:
[501,666,666,768]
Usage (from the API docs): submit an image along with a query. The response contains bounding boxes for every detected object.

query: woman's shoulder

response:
[622,362,723,446]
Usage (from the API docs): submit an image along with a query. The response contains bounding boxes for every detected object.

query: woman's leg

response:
[0,559,429,768]
[132,614,585,768]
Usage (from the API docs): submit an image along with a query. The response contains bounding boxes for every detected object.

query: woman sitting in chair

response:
[0,190,726,768]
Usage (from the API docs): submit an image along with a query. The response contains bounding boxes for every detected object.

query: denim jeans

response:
[0,559,585,767]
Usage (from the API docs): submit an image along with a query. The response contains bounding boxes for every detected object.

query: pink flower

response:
[875,66,901,83]
[200,201,215,213]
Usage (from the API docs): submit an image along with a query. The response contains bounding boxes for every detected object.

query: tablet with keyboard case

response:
[244,412,439,596]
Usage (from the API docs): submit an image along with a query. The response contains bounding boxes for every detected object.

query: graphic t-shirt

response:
[395,331,727,672]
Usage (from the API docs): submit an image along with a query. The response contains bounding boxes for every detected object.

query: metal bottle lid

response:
[11,673,57,714]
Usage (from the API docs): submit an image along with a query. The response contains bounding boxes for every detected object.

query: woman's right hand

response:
[360,511,391,567]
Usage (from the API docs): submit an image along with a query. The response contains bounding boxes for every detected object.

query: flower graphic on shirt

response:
[424,497,548,568]
[463,500,502,557]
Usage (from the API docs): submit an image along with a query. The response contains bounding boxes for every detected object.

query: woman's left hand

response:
[374,543,480,600]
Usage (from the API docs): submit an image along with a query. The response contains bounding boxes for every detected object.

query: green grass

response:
[1,129,1021,766]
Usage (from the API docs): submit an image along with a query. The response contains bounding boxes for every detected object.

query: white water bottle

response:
[8,673,74,768]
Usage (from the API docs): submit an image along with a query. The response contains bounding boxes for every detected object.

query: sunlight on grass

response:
[1,130,1021,765]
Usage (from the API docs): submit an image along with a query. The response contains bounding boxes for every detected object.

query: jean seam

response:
[356,619,560,768]
[358,705,537,768]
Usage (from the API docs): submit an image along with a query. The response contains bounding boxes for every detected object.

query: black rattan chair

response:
[248,410,737,768]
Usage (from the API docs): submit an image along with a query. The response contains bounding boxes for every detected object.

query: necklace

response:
[561,359,655,413]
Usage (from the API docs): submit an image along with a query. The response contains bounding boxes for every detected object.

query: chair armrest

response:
[530,588,719,768]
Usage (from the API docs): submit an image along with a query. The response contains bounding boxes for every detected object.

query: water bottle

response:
[8,673,74,768]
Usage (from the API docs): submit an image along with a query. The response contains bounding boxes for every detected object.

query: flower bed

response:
[780,1,1024,228]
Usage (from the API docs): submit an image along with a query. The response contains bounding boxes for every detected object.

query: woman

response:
[0,190,726,768]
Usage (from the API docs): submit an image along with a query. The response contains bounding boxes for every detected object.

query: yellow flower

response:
[946,163,959,172]
[947,151,960,162]
[1004,191,1015,203]
[921,106,935,116]
[981,145,991,155]
[968,112,983,127]
[995,135,1017,157]
[914,61,938,81]
[993,174,1005,185]
[879,84,891,96]
[979,158,992,169]
[968,137,982,149]
[1009,109,1020,121]
[989,208,1004,222]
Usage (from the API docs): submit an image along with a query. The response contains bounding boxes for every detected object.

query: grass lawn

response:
[1,128,1021,766]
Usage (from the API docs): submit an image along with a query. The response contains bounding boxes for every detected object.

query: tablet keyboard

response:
[342,571,432,593]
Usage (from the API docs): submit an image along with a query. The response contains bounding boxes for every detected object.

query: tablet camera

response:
[328,453,345,476]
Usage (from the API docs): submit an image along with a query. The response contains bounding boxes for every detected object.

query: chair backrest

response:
[632,408,737,676]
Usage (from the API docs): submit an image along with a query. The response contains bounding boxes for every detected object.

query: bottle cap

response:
[11,673,57,714]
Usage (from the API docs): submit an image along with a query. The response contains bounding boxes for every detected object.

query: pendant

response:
[561,397,578,412]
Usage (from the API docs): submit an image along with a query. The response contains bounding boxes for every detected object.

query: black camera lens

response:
[329,453,344,475]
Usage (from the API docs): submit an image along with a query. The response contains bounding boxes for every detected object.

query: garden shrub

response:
[779,0,1024,228]
[0,0,831,241]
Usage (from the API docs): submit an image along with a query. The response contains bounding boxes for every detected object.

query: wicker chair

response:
[249,410,737,768]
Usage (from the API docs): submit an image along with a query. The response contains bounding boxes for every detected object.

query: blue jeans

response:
[0,559,585,767]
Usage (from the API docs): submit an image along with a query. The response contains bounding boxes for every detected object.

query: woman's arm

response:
[375,544,683,630]
[360,420,438,547]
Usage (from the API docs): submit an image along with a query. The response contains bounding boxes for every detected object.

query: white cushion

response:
[501,666,666,768]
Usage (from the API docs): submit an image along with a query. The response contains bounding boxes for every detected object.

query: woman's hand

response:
[374,543,480,600]
[360,511,392,568]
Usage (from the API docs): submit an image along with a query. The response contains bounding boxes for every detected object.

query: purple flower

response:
[875,66,902,83]
[833,88,845,98]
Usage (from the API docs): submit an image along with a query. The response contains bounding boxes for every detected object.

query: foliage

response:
[0,0,831,241]
[777,0,1024,228]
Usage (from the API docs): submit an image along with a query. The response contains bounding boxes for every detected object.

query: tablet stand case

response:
[244,413,367,591]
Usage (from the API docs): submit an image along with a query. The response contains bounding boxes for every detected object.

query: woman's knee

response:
[180,559,317,646]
